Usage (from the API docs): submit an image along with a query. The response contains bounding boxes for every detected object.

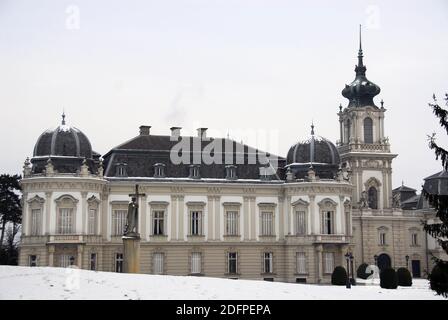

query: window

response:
[153,253,164,274]
[116,164,127,177]
[115,253,123,273]
[153,210,165,235]
[29,255,37,267]
[323,252,334,274]
[31,208,41,235]
[154,166,163,177]
[60,255,75,268]
[295,211,306,235]
[226,165,237,179]
[189,165,200,179]
[379,232,386,246]
[90,253,97,271]
[412,233,418,246]
[191,252,202,274]
[190,211,202,236]
[226,211,239,236]
[227,252,238,274]
[368,187,378,209]
[88,208,97,235]
[58,208,74,234]
[296,252,306,274]
[364,117,373,144]
[154,163,165,178]
[260,211,274,236]
[263,252,273,274]
[113,209,127,236]
[322,211,334,235]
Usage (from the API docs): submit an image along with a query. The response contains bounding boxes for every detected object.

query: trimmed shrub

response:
[380,267,398,289]
[397,268,412,286]
[429,261,448,298]
[331,266,348,286]
[356,263,371,279]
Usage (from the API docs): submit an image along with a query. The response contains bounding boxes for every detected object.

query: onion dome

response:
[286,124,340,180]
[341,25,381,108]
[31,113,98,174]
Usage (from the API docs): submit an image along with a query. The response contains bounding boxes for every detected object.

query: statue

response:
[124,196,138,236]
[359,190,368,208]
[124,185,143,237]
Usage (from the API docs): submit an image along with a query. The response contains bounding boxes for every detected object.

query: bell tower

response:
[337,26,397,210]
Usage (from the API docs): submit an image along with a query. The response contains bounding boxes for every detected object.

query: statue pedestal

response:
[123,236,140,273]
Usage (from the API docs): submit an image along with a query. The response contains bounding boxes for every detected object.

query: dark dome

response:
[30,114,99,174]
[342,75,381,108]
[33,119,92,158]
[286,125,340,179]
[287,136,340,165]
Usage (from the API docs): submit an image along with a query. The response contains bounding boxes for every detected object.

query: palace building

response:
[18,34,447,283]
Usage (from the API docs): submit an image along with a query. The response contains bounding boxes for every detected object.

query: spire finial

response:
[359,24,362,53]
[355,25,366,76]
[61,109,66,125]
[358,24,364,66]
[311,121,315,136]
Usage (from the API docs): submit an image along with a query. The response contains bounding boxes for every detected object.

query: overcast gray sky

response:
[0,0,447,190]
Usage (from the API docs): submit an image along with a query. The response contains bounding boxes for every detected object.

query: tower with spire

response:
[337,26,397,210]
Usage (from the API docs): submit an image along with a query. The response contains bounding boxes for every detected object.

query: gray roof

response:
[103,134,286,180]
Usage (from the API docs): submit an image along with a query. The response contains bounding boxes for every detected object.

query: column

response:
[178,196,185,240]
[140,194,147,240]
[250,197,256,240]
[81,192,87,234]
[309,195,316,235]
[101,192,108,239]
[357,169,363,203]
[316,244,323,283]
[278,196,284,238]
[170,195,178,240]
[339,195,345,235]
[77,244,83,269]
[48,245,55,267]
[22,192,28,235]
[243,196,250,240]
[214,196,221,240]
[207,196,214,240]
[45,192,52,234]
[387,166,393,209]
[286,196,291,235]
[339,118,343,143]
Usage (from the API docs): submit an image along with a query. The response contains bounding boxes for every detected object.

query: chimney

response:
[170,127,182,140]
[197,128,208,140]
[139,125,151,136]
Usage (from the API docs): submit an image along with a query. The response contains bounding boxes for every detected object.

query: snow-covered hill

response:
[0,266,443,300]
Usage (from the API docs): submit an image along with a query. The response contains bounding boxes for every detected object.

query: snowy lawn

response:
[0,266,444,300]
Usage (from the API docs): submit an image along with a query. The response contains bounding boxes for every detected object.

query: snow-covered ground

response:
[0,266,444,300]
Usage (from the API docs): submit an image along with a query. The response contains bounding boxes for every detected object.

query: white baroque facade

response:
[18,35,446,283]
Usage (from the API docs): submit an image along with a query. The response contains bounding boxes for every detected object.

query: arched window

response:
[368,187,378,209]
[345,119,351,143]
[364,117,373,144]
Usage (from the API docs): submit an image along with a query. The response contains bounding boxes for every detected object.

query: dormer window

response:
[154,163,166,178]
[259,165,272,181]
[226,165,237,180]
[189,165,201,179]
[116,163,127,177]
